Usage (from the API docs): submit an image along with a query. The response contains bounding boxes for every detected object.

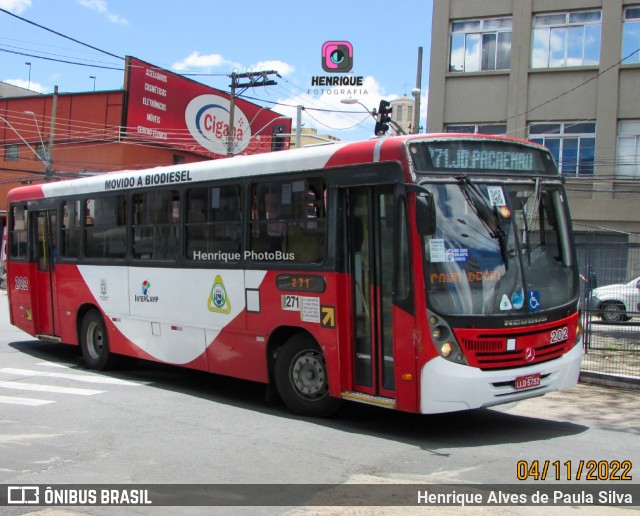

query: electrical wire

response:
[0,47,123,70]
[0,7,124,60]
[500,46,640,126]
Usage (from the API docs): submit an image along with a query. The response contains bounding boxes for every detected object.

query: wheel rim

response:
[86,321,104,360]
[603,304,623,322]
[290,350,328,400]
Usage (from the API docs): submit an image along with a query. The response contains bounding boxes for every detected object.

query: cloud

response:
[4,78,48,94]
[273,76,428,141]
[0,0,32,13]
[172,52,232,72]
[275,76,391,136]
[76,0,128,25]
[249,60,295,77]
[172,54,295,78]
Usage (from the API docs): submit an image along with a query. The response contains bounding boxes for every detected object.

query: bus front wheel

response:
[80,310,117,370]
[274,333,341,417]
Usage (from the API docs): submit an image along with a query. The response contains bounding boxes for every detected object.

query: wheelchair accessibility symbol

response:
[528,291,541,311]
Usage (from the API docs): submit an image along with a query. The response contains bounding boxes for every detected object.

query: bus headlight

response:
[427,311,468,365]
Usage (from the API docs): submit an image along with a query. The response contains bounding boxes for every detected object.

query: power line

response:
[0,47,123,71]
[501,46,640,124]
[0,7,124,60]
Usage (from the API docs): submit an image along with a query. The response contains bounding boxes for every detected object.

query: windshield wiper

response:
[455,176,509,270]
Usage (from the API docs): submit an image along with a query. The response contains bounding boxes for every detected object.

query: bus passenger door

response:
[346,186,405,400]
[32,209,59,337]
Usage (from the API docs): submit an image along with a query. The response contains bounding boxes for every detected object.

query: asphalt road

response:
[0,290,638,515]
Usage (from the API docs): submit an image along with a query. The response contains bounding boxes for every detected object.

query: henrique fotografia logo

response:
[322,41,353,73]
[310,41,367,97]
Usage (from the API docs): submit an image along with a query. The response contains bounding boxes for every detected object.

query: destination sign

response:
[410,141,557,175]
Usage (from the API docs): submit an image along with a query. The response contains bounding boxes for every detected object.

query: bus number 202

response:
[550,327,568,344]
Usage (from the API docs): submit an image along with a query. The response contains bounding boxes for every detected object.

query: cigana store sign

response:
[124,56,289,158]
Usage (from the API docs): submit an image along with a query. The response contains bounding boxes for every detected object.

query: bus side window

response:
[185,185,241,262]
[286,179,326,263]
[9,205,28,259]
[133,190,180,260]
[250,183,286,255]
[61,200,81,258]
[250,178,326,263]
[85,196,127,259]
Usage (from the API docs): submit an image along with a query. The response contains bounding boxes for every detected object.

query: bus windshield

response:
[422,179,578,317]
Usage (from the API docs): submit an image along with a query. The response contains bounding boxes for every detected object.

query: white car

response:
[589,276,640,323]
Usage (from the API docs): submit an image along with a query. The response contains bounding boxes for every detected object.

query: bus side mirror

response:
[415,194,436,235]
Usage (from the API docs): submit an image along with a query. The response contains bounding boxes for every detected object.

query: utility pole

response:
[227,70,280,157]
[412,47,423,134]
[46,85,58,179]
[296,105,304,148]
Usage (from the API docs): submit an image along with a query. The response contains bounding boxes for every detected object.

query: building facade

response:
[427,0,640,244]
[288,127,340,148]
[390,95,416,134]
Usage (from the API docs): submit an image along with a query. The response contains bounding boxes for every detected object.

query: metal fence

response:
[577,238,640,388]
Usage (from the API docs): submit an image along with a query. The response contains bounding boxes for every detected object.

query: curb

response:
[579,370,640,390]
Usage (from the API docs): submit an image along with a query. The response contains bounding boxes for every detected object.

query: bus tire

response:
[80,310,117,370]
[274,333,341,417]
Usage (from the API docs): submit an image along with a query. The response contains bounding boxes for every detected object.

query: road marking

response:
[36,362,79,369]
[0,381,104,396]
[0,368,146,386]
[0,395,54,406]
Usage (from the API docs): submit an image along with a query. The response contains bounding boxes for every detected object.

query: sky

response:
[0,0,433,142]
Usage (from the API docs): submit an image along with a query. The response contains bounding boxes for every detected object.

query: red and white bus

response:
[5,134,583,416]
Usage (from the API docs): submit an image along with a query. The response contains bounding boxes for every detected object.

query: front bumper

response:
[419,338,583,414]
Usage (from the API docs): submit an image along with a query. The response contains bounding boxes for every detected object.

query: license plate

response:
[515,373,541,390]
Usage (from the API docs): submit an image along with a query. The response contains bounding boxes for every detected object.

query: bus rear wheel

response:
[80,309,118,370]
[274,334,341,417]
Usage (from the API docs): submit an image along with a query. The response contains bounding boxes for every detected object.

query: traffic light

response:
[374,99,392,135]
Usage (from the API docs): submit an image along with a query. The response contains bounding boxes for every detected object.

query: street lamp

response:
[341,97,407,135]
[0,114,52,176]
[24,110,51,172]
[340,98,376,118]
[89,75,96,91]
[0,115,41,162]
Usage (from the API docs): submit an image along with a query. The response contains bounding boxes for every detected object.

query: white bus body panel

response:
[77,265,266,365]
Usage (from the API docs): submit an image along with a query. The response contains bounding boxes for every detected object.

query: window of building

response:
[186,184,242,262]
[250,177,326,263]
[532,10,601,68]
[35,143,48,163]
[396,105,403,122]
[449,17,512,72]
[4,143,19,161]
[132,190,180,260]
[622,7,640,64]
[616,121,640,177]
[529,122,595,176]
[446,124,507,135]
[85,196,127,258]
